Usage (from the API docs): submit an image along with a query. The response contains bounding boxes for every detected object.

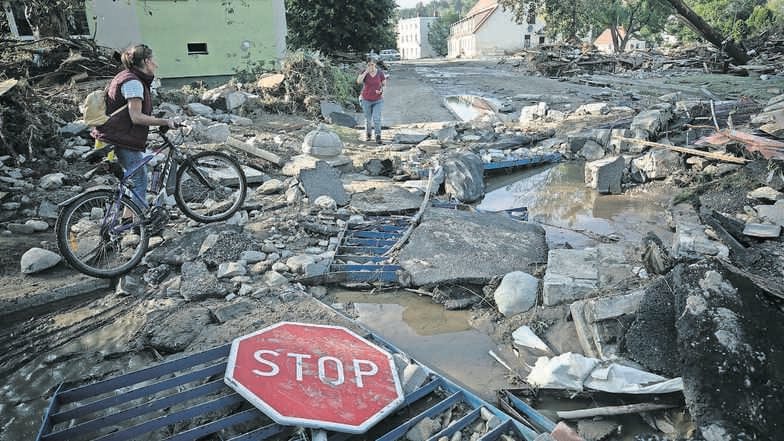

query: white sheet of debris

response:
[527,352,683,394]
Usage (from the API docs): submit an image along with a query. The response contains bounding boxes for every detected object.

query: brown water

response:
[331,290,517,403]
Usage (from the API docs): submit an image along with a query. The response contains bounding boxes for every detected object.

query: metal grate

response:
[37,333,542,441]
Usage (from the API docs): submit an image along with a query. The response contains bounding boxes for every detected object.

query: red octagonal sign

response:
[224,322,405,433]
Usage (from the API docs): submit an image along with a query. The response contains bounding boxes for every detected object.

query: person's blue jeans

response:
[361,98,383,137]
[114,147,148,210]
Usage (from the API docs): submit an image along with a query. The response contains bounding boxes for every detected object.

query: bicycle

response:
[56,126,248,278]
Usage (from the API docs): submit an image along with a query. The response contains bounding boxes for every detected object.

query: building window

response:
[187,43,209,55]
[524,34,531,48]
[539,36,545,45]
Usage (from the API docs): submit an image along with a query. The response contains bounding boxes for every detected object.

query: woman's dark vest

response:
[92,69,154,151]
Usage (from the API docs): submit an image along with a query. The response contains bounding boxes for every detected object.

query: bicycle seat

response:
[83,145,116,163]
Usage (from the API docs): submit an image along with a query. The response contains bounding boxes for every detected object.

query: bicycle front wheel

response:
[56,190,149,278]
[174,151,247,223]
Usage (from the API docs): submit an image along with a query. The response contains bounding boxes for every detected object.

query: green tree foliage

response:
[399,0,471,19]
[3,0,89,38]
[666,0,782,42]
[428,10,459,56]
[285,0,396,54]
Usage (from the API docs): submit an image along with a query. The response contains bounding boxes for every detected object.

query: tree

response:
[285,0,397,54]
[2,0,87,38]
[661,0,750,63]
[590,0,670,52]
[428,10,459,56]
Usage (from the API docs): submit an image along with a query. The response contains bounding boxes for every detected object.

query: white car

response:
[378,49,401,62]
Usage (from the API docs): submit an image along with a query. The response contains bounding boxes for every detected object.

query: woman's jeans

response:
[115,147,148,210]
[361,98,383,136]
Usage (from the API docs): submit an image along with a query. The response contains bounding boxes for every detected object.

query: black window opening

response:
[187,43,208,55]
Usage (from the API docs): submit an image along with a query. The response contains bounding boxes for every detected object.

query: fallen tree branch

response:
[383,168,433,257]
[613,136,748,164]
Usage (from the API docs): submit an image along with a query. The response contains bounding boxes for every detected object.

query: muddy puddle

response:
[479,162,674,248]
[444,95,502,121]
[330,289,516,402]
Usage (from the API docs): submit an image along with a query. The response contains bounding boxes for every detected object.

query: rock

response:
[406,417,440,441]
[217,261,247,278]
[302,124,343,157]
[285,186,302,204]
[299,161,349,206]
[272,261,289,272]
[630,149,681,182]
[519,102,548,124]
[257,179,284,195]
[543,248,599,306]
[225,91,247,110]
[116,275,145,296]
[286,255,317,274]
[240,250,266,263]
[585,156,624,194]
[144,264,171,285]
[670,203,730,259]
[350,186,423,215]
[186,102,214,116]
[578,140,605,160]
[194,123,230,143]
[257,73,285,89]
[229,115,253,126]
[442,151,484,203]
[416,139,442,154]
[630,108,672,139]
[39,173,66,190]
[576,102,609,115]
[226,210,249,226]
[608,129,633,153]
[686,156,707,171]
[59,121,89,136]
[7,223,36,234]
[320,101,343,119]
[393,132,429,144]
[310,286,328,298]
[25,220,49,232]
[363,158,394,176]
[436,126,458,143]
[756,200,784,226]
[747,186,783,202]
[263,270,289,287]
[642,232,675,275]
[401,363,429,394]
[37,200,58,219]
[20,247,61,274]
[314,195,337,210]
[742,223,781,238]
[180,261,227,300]
[493,271,539,316]
[328,111,358,128]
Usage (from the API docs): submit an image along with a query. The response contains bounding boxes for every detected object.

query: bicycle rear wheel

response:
[56,190,149,278]
[174,151,247,223]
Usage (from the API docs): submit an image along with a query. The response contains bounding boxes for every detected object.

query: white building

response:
[593,27,647,53]
[397,16,439,60]
[448,0,546,58]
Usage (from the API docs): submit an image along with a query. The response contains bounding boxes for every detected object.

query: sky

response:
[396,0,434,9]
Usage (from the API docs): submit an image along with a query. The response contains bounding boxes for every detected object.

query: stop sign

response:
[224,322,405,433]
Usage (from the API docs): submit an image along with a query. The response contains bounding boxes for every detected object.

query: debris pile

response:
[251,50,360,116]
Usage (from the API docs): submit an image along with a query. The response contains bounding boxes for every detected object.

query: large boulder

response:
[443,151,484,203]
[494,271,539,317]
[20,247,61,274]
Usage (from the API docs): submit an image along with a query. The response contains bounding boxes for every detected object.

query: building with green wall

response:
[84,0,287,79]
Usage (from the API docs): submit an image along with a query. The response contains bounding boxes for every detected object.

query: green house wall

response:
[87,0,286,79]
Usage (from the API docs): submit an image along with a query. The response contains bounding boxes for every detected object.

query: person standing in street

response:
[357,56,387,144]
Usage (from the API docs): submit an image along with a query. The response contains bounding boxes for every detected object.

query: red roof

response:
[453,0,498,33]
[467,0,498,16]
[594,27,628,46]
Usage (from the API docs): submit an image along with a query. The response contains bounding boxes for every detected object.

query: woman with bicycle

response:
[92,44,176,211]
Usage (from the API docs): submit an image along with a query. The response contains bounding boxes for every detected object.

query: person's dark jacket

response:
[92,69,154,151]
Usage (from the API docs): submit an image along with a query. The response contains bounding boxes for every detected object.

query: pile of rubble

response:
[521,35,784,77]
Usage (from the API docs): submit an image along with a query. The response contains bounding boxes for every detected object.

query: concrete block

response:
[585,156,624,194]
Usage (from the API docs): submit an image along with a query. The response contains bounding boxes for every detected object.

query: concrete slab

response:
[585,156,624,194]
[743,223,781,238]
[298,161,350,206]
[398,208,547,287]
[282,154,351,176]
[543,248,599,306]
[349,186,423,215]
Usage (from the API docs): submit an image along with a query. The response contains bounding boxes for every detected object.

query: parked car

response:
[378,49,401,61]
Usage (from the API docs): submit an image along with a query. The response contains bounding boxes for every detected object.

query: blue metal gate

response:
[37,332,543,441]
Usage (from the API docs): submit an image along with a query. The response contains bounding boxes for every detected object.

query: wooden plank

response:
[226,137,285,167]
[613,136,748,164]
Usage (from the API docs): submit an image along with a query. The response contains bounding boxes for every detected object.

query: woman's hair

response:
[121,44,153,70]
[366,56,377,64]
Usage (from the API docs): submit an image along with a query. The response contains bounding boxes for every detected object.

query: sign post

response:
[224,322,405,434]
